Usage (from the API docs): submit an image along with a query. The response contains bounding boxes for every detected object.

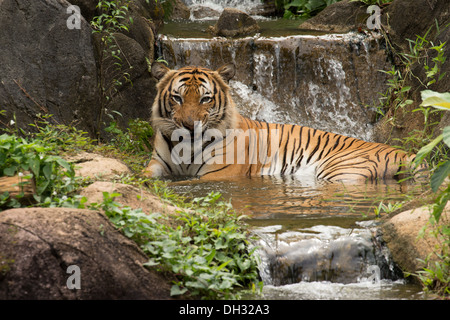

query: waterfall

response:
[254,221,403,288]
[184,0,268,20]
[157,32,390,141]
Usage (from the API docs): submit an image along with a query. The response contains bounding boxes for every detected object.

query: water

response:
[168,176,427,300]
[157,4,424,299]
[157,29,388,141]
[184,0,269,20]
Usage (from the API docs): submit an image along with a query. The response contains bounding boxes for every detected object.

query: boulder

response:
[191,6,221,20]
[80,181,184,215]
[67,152,131,180]
[0,207,173,299]
[209,8,260,37]
[381,203,450,277]
[0,0,163,140]
[169,0,191,20]
[0,0,100,137]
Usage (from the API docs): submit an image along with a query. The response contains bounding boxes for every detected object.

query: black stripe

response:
[307,134,321,164]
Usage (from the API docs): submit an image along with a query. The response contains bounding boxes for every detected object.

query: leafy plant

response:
[411,89,450,297]
[97,191,262,299]
[28,114,96,155]
[100,111,154,172]
[373,200,403,217]
[91,0,135,139]
[0,133,78,207]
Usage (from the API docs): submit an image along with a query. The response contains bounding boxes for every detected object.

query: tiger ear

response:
[217,63,236,82]
[151,62,170,81]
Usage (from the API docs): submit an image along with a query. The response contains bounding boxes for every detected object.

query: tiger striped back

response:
[144,63,424,182]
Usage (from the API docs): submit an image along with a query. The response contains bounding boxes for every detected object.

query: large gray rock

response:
[0,0,163,140]
[0,0,100,137]
[0,207,173,299]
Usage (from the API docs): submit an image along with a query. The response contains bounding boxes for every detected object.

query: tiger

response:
[143,62,425,182]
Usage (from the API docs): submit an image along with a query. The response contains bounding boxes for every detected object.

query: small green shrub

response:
[0,133,78,207]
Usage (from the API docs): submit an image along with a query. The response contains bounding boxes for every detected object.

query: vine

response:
[91,0,135,139]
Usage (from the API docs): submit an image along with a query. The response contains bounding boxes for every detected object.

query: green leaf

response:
[420,90,450,110]
[3,166,18,176]
[28,157,40,177]
[170,284,188,296]
[414,134,443,165]
[431,161,450,192]
[216,259,232,271]
[42,163,52,180]
[443,126,450,147]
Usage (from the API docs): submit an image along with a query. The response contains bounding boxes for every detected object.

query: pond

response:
[168,176,428,300]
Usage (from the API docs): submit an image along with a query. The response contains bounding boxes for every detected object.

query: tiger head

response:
[150,63,239,137]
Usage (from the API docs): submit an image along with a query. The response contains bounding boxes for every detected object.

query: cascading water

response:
[184,0,267,20]
[157,32,389,141]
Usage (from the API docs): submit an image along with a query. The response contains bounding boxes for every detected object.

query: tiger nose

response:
[182,116,195,131]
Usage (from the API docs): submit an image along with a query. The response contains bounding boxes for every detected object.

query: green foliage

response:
[91,0,135,139]
[373,200,403,217]
[100,111,154,172]
[28,114,96,155]
[0,133,79,207]
[414,90,450,197]
[370,22,448,164]
[96,191,262,299]
[281,0,341,19]
[410,89,450,297]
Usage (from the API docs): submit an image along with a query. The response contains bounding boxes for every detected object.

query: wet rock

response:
[0,207,173,299]
[191,6,221,20]
[209,8,260,37]
[169,0,191,20]
[381,203,450,277]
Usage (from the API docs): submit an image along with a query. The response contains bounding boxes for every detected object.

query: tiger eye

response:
[200,96,212,104]
[171,95,182,104]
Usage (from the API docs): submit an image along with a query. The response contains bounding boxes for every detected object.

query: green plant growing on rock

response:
[371,22,448,162]
[411,89,450,297]
[91,0,134,139]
